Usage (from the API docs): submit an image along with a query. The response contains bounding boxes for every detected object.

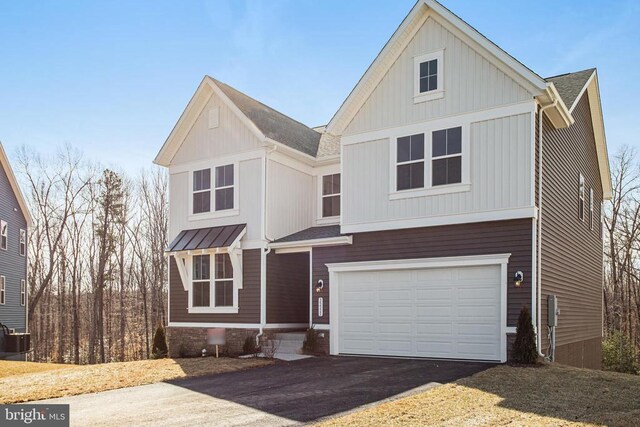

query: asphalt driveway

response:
[38,356,493,426]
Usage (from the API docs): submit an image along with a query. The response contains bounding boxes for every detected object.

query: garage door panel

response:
[338,263,502,361]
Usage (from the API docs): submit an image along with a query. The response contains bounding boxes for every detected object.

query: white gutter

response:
[257,145,277,346]
[536,100,557,358]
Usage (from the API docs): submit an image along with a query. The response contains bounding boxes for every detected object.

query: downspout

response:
[256,144,278,346]
[537,100,557,358]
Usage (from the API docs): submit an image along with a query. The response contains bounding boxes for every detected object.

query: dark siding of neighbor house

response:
[540,92,603,369]
[311,219,533,327]
[266,252,309,324]
[0,160,28,335]
[169,249,261,323]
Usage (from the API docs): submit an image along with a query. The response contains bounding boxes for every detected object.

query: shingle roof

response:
[167,224,246,252]
[545,68,595,110]
[273,225,343,243]
[211,77,321,157]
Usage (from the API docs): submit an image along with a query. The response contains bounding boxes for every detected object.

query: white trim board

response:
[341,206,537,234]
[342,101,535,145]
[270,236,353,250]
[327,253,511,363]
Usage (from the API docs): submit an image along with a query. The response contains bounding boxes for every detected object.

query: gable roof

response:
[546,68,596,112]
[326,0,549,136]
[0,142,33,227]
[154,76,321,166]
[211,78,321,157]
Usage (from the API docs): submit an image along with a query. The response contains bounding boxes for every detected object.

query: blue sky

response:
[1,0,638,172]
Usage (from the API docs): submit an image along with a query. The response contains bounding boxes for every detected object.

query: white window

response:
[413,49,444,103]
[0,276,5,305]
[215,164,234,211]
[391,124,469,200]
[19,229,26,257]
[431,127,462,186]
[214,254,234,307]
[190,253,235,309]
[192,169,211,214]
[21,279,25,306]
[321,174,341,218]
[579,174,585,221]
[0,220,7,250]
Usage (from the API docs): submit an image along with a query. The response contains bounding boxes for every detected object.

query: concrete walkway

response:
[37,356,494,426]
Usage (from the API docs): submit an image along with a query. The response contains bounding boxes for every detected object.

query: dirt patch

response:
[0,357,272,404]
[318,364,640,427]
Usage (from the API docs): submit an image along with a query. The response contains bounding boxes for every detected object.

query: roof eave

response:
[0,142,33,227]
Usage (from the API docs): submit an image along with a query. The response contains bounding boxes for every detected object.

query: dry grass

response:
[0,360,73,378]
[0,357,271,404]
[319,364,640,427]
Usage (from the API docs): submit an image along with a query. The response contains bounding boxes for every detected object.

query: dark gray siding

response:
[540,92,603,369]
[312,219,533,327]
[0,159,28,334]
[169,249,261,323]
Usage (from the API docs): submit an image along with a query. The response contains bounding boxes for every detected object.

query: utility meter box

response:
[548,295,559,327]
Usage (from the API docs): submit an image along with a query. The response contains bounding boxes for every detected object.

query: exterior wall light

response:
[514,271,524,287]
[315,279,324,293]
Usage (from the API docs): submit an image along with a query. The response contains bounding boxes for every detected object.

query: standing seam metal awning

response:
[167,224,246,252]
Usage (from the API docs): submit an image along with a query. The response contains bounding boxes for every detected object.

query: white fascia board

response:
[0,142,33,227]
[585,72,612,200]
[269,236,353,250]
[326,253,512,272]
[425,0,547,92]
[537,83,574,129]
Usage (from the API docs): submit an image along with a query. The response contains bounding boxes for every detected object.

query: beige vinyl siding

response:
[344,16,532,137]
[171,90,263,166]
[342,113,532,228]
[266,159,314,240]
[169,157,263,242]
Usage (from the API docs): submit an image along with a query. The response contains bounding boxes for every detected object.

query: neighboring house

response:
[155,0,610,368]
[0,142,32,359]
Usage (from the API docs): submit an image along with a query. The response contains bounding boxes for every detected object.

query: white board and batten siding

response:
[168,90,265,243]
[342,113,533,228]
[344,15,533,136]
[266,159,314,240]
[340,12,536,232]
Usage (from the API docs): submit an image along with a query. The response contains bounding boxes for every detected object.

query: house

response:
[0,142,32,359]
[154,0,610,368]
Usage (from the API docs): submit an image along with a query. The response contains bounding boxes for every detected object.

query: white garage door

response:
[337,264,502,361]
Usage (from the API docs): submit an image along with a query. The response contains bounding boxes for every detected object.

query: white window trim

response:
[315,164,341,225]
[188,161,240,221]
[0,220,7,251]
[319,173,341,221]
[20,279,25,306]
[413,49,444,104]
[389,124,470,200]
[172,245,244,314]
[0,276,5,305]
[19,229,26,257]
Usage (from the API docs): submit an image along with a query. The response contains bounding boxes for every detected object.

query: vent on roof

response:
[208,107,220,129]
